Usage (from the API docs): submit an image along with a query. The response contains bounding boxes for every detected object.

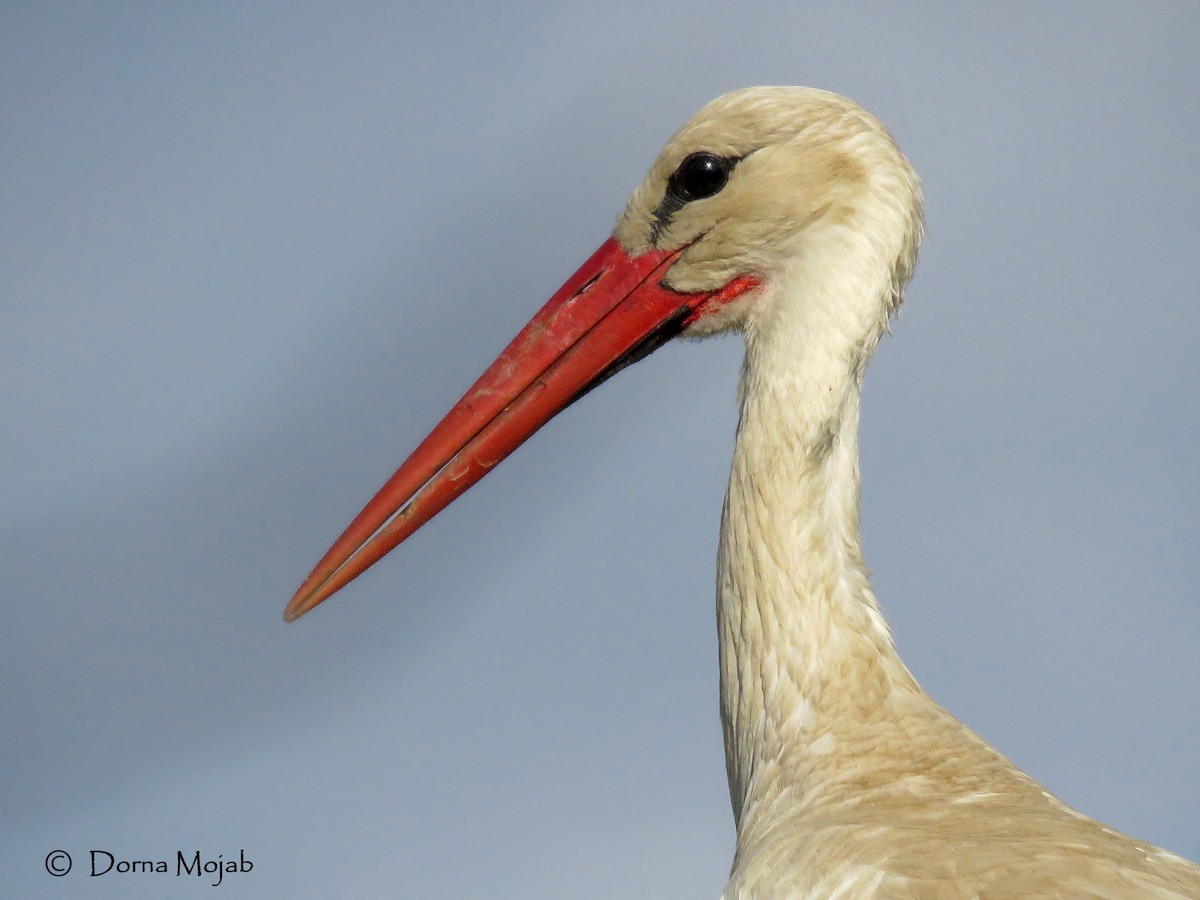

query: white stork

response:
[286,87,1200,898]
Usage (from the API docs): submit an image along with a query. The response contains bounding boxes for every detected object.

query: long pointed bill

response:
[285,237,758,621]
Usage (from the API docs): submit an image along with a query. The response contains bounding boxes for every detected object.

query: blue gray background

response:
[3,4,1197,898]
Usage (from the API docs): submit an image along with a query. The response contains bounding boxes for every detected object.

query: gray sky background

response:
[3,4,1198,898]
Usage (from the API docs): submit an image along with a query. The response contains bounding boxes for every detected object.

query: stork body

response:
[288,88,1200,897]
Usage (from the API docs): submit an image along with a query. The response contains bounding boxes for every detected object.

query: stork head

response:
[617,87,922,340]
[285,87,923,621]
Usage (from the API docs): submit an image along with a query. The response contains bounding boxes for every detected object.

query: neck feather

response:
[716,243,919,829]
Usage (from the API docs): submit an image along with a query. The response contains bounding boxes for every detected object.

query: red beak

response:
[285,237,758,621]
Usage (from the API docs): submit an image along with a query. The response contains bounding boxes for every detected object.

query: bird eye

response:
[649,151,740,246]
[671,152,734,201]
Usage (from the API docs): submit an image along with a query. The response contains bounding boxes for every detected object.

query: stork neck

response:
[716,262,918,829]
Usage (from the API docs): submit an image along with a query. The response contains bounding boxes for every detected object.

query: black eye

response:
[649,151,741,246]
[671,152,734,201]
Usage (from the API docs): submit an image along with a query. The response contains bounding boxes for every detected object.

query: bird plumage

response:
[615,87,1200,898]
